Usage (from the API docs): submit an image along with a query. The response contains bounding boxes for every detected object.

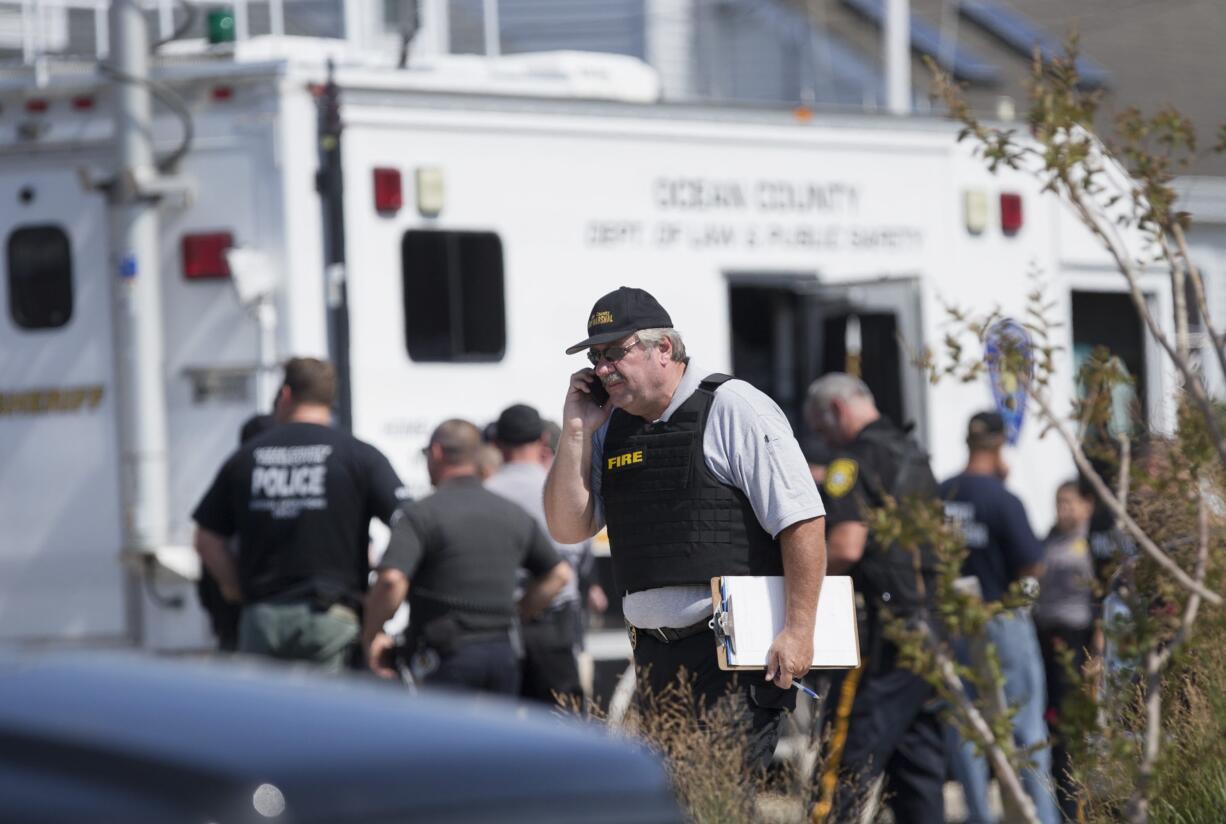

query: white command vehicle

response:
[0,35,1173,651]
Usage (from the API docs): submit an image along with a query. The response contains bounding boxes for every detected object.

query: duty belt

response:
[629,616,711,645]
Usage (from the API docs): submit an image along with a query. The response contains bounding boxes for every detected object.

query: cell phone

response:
[588,376,610,408]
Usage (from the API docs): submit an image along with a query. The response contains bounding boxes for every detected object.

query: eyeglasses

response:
[587,338,642,366]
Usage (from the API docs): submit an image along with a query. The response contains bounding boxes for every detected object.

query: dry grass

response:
[1068,448,1226,823]
[563,669,880,824]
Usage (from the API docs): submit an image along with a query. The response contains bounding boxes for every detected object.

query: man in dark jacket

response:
[805,372,945,822]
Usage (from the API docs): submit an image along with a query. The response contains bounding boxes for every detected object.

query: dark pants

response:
[820,664,945,822]
[1038,624,1094,822]
[521,604,583,707]
[425,638,521,696]
[631,627,794,772]
[196,572,240,652]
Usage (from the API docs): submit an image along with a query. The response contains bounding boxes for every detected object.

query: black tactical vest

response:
[852,425,940,616]
[600,374,783,595]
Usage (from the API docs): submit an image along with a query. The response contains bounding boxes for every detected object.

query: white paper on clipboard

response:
[711,575,860,670]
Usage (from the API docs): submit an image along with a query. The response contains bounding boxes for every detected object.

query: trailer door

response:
[808,278,927,443]
[0,165,128,643]
[728,275,925,451]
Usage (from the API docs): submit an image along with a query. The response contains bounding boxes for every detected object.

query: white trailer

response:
[0,34,1173,650]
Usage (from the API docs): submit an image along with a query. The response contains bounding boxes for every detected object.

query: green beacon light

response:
[207,8,236,45]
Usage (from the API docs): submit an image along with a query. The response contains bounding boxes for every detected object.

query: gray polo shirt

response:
[486,461,590,607]
[381,476,561,638]
[590,363,825,628]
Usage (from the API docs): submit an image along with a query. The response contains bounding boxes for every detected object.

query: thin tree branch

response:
[1057,167,1140,281]
[927,634,1041,824]
[1126,650,1162,824]
[1127,478,1211,822]
[940,61,1223,453]
[1172,223,1226,383]
[1115,433,1132,522]
[1060,179,1226,472]
[962,138,1223,597]
[1077,379,1103,442]
[1158,232,1196,369]
[1172,248,1191,364]
[1156,478,1211,670]
[932,65,1225,824]
[1028,387,1222,604]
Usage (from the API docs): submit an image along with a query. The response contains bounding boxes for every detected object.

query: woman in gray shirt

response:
[1035,479,1098,820]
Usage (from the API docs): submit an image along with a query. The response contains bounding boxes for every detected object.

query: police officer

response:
[804,373,945,821]
[363,419,573,695]
[486,403,593,707]
[193,358,407,672]
[544,287,827,769]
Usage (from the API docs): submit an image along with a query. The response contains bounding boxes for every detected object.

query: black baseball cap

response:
[565,287,673,355]
[495,403,544,445]
[967,410,1006,448]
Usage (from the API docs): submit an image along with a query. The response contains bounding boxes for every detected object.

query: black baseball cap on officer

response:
[565,287,673,354]
[967,410,1006,449]
[494,403,544,445]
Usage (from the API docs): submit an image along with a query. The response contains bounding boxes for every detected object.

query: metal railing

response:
[1,0,303,63]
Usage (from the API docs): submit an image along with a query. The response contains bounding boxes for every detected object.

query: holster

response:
[419,614,463,657]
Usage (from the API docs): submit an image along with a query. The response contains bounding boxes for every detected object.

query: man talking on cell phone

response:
[543,286,827,770]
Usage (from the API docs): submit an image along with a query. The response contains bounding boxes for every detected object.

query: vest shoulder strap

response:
[606,374,732,433]
[857,426,914,459]
[855,427,934,500]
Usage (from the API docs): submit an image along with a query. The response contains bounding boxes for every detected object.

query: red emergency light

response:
[71,95,95,111]
[211,85,234,102]
[373,167,403,214]
[24,98,48,114]
[1000,193,1023,235]
[182,232,234,280]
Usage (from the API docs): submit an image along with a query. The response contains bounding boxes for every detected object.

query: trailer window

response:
[7,225,72,330]
[402,230,505,362]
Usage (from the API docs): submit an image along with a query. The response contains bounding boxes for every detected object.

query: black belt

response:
[632,616,712,644]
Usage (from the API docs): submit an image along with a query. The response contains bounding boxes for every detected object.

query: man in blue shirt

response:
[940,411,1058,824]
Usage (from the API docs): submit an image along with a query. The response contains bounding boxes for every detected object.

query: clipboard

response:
[710,575,860,670]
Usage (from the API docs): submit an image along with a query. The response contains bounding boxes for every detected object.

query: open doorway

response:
[728,284,811,434]
[1070,291,1147,435]
[819,312,904,428]
[727,275,924,456]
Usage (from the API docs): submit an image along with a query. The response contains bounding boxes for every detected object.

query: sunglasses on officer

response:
[587,337,643,367]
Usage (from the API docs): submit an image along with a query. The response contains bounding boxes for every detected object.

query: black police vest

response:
[852,425,940,615]
[600,374,783,595]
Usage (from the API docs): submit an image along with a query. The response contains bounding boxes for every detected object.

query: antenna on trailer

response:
[395,0,422,68]
[315,59,353,433]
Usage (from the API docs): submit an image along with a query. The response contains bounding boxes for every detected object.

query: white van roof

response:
[160,35,663,102]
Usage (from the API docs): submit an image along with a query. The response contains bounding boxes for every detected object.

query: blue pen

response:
[792,680,819,700]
